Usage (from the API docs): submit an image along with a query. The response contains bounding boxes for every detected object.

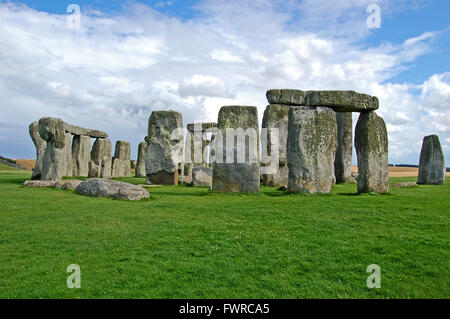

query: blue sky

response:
[0,0,449,164]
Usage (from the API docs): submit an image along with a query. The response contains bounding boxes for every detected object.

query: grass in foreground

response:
[0,170,449,298]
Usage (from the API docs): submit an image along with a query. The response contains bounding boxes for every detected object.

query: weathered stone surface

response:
[212,105,260,193]
[187,122,217,133]
[266,89,379,112]
[394,181,417,188]
[112,141,131,178]
[182,175,193,185]
[145,110,184,185]
[287,106,338,194]
[261,104,290,187]
[40,120,68,181]
[38,117,66,148]
[266,89,307,106]
[64,123,107,138]
[355,111,389,193]
[29,121,47,180]
[63,133,73,177]
[72,135,91,177]
[334,112,353,183]
[75,178,149,201]
[135,141,147,178]
[192,167,213,187]
[89,138,112,179]
[23,180,56,188]
[54,180,82,190]
[417,135,445,185]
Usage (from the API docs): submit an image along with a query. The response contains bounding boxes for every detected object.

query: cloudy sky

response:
[0,0,449,164]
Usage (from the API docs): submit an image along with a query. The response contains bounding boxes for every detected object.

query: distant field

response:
[0,166,448,299]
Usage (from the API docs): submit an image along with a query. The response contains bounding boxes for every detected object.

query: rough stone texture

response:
[23,180,56,188]
[187,122,217,133]
[29,121,47,180]
[417,135,445,185]
[394,181,417,188]
[266,89,307,106]
[184,123,217,178]
[182,176,193,185]
[261,104,290,187]
[38,118,67,181]
[266,89,379,112]
[63,133,73,177]
[212,105,260,193]
[287,106,338,194]
[72,135,91,177]
[145,110,184,185]
[89,138,112,179]
[112,141,131,178]
[192,167,213,187]
[135,141,147,178]
[75,178,149,201]
[54,180,82,190]
[64,123,107,138]
[355,111,389,193]
[334,112,353,183]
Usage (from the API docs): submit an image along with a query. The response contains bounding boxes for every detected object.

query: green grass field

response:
[0,164,449,298]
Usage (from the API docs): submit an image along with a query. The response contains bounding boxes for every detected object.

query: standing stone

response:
[192,167,213,187]
[135,141,147,178]
[417,135,445,185]
[89,138,112,178]
[29,121,47,180]
[334,112,353,183]
[287,107,338,194]
[112,141,131,178]
[261,104,290,187]
[355,111,389,193]
[38,117,67,181]
[64,133,73,177]
[72,135,90,177]
[212,105,260,193]
[145,111,184,185]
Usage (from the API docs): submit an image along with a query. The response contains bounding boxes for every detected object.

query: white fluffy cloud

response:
[0,1,448,165]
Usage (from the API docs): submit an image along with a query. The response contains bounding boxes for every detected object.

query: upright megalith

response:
[112,141,131,178]
[89,138,112,178]
[135,141,147,178]
[72,135,91,177]
[261,104,290,187]
[29,121,47,180]
[417,135,445,185]
[212,106,260,193]
[355,111,389,193]
[184,122,217,177]
[334,112,353,183]
[287,107,338,194]
[64,133,73,177]
[145,110,184,185]
[38,117,67,181]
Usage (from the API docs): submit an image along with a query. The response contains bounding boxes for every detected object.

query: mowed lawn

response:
[0,164,449,298]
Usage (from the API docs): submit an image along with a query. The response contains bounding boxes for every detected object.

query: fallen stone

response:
[23,180,56,188]
[212,105,260,193]
[54,180,83,190]
[334,112,353,183]
[287,106,338,194]
[417,135,446,185]
[75,178,149,201]
[394,182,417,188]
[355,111,389,193]
[192,167,213,187]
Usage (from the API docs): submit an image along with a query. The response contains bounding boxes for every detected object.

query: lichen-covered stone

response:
[417,135,445,185]
[72,135,91,177]
[192,167,213,187]
[287,106,338,194]
[266,89,379,112]
[261,104,291,186]
[135,141,147,178]
[212,105,260,193]
[355,111,389,193]
[145,110,184,185]
[89,138,112,178]
[29,121,47,180]
[334,112,353,183]
[75,178,149,201]
[112,141,131,178]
